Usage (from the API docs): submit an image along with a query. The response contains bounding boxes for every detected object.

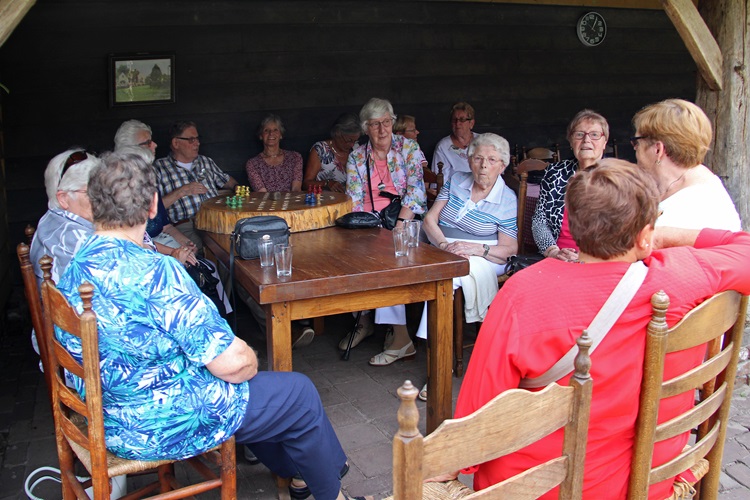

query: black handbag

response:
[336,211,381,229]
[504,254,545,277]
[231,215,290,260]
[185,258,226,316]
[378,193,402,230]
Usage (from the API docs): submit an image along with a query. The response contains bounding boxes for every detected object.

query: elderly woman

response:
[113,119,197,263]
[55,151,367,500]
[393,114,420,141]
[531,109,609,261]
[448,159,750,499]
[303,113,360,192]
[246,114,303,192]
[341,97,427,365]
[632,98,741,231]
[431,102,478,183]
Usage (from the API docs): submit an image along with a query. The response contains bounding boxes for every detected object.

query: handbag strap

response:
[229,232,238,333]
[364,143,377,213]
[519,260,648,389]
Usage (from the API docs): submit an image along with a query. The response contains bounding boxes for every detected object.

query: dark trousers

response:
[233,371,347,500]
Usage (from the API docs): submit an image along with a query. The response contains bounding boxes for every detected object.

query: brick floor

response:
[2,289,749,499]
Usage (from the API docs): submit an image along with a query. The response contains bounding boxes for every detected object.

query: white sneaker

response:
[338,321,375,350]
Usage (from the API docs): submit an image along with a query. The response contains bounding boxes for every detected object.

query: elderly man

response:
[154,121,238,248]
[114,118,158,156]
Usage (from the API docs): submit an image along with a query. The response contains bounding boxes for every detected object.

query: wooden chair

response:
[392,332,593,499]
[17,240,55,407]
[523,145,560,163]
[628,290,749,500]
[424,161,445,208]
[452,158,546,376]
[38,256,237,500]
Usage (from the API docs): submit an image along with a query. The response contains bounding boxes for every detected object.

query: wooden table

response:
[203,227,469,433]
[195,192,352,234]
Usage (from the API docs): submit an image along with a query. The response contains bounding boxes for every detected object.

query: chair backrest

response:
[515,159,547,255]
[524,145,560,164]
[393,332,593,499]
[424,161,444,208]
[17,240,54,405]
[39,256,111,497]
[628,290,749,500]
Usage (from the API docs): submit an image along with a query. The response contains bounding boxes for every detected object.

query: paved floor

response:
[2,290,750,499]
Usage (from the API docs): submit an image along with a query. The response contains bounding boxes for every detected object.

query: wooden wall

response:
[0,0,695,285]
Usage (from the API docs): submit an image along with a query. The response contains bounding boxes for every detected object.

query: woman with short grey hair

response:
[304,113,361,192]
[114,119,157,155]
[245,114,303,192]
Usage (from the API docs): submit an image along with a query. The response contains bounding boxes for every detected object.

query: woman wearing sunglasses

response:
[531,109,610,262]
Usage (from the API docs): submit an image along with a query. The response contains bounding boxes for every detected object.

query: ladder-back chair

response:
[628,290,748,500]
[38,256,237,500]
[424,161,445,208]
[392,332,593,499]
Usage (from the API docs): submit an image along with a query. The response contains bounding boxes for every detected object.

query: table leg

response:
[427,278,454,434]
[267,302,293,372]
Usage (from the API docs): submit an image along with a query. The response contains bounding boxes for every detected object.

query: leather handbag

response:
[231,215,290,260]
[504,254,544,277]
[378,194,402,230]
[185,258,226,316]
[336,212,382,229]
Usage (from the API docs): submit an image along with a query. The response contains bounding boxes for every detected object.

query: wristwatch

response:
[482,244,490,257]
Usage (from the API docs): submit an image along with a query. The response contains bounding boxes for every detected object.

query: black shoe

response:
[289,462,350,499]
[243,445,260,465]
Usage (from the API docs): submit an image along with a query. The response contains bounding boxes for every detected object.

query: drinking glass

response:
[258,237,275,267]
[405,219,421,247]
[393,228,409,257]
[274,244,293,277]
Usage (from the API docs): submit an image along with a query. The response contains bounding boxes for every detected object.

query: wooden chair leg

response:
[220,438,237,500]
[313,316,325,336]
[454,288,464,377]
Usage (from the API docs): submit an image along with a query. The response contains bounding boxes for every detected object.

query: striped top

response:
[437,172,517,239]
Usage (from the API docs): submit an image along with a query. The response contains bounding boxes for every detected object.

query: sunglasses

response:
[59,150,90,182]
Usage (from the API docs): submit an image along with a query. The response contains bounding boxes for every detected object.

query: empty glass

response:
[274,244,293,277]
[393,228,409,257]
[258,237,274,267]
[405,219,421,247]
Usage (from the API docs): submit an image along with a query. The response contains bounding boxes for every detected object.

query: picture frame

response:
[109,53,175,107]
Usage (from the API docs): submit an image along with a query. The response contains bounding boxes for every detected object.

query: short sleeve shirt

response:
[56,235,249,461]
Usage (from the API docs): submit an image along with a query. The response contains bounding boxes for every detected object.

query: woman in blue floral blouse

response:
[341,97,428,366]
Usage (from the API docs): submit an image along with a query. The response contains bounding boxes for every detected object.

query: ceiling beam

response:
[661,0,723,90]
[0,0,35,49]
[425,0,691,9]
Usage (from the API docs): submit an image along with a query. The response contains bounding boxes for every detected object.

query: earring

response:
[656,159,661,165]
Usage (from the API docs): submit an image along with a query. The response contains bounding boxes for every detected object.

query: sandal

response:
[288,462,351,499]
[418,383,427,401]
[368,341,416,366]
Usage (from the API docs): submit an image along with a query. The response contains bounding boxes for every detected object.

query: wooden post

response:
[695,0,749,230]
[392,381,423,500]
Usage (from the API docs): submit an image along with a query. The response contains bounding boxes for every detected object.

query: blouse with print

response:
[245,150,303,192]
[530,158,579,253]
[311,141,347,185]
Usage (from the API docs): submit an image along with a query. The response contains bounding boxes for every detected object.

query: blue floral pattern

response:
[56,235,248,460]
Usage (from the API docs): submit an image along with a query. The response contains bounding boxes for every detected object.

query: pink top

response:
[245,150,303,192]
[555,208,578,251]
[368,158,397,212]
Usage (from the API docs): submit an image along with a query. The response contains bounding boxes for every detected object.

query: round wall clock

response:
[577,12,607,47]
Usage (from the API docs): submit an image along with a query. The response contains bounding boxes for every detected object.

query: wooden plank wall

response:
[0,0,695,258]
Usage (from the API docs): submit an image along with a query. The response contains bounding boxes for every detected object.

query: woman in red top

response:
[450,159,750,499]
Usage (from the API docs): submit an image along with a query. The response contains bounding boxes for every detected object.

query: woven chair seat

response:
[383,479,475,500]
[665,458,710,500]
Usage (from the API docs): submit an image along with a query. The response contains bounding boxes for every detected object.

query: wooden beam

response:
[425,0,696,9]
[0,0,35,49]
[661,0,723,90]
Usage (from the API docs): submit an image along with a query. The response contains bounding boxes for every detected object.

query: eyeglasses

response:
[176,136,201,144]
[405,129,417,134]
[572,131,604,141]
[137,138,153,147]
[367,118,393,130]
[59,150,89,182]
[630,136,649,148]
[471,156,503,166]
[452,117,473,124]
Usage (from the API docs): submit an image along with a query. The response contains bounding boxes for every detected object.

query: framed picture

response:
[109,53,175,107]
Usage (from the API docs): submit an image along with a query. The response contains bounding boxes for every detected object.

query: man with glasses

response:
[154,121,238,248]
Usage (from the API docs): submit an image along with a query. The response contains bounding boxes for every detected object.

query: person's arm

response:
[222,176,238,190]
[423,199,449,248]
[303,146,325,190]
[162,224,197,253]
[399,140,427,216]
[444,232,517,264]
[245,157,267,192]
[291,152,303,192]
[531,167,560,256]
[206,337,258,383]
[162,182,207,209]
[652,226,701,250]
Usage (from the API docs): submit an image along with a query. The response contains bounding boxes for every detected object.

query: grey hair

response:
[567,109,610,141]
[114,119,152,150]
[257,114,286,137]
[113,144,155,164]
[331,113,361,138]
[44,149,102,210]
[90,151,157,229]
[359,98,396,134]
[467,133,511,166]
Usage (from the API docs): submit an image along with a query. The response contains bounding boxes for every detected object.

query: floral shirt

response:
[346,134,427,214]
[311,140,347,185]
[56,235,248,461]
[30,208,93,285]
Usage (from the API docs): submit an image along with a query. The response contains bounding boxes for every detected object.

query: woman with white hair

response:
[114,119,157,155]
[341,97,427,366]
[30,149,100,283]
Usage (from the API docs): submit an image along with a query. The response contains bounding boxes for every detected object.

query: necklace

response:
[261,150,283,159]
[663,169,689,196]
[371,154,388,191]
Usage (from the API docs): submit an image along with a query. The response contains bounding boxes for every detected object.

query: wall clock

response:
[577,12,607,47]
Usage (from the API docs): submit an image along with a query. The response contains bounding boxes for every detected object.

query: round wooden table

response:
[195,192,352,234]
